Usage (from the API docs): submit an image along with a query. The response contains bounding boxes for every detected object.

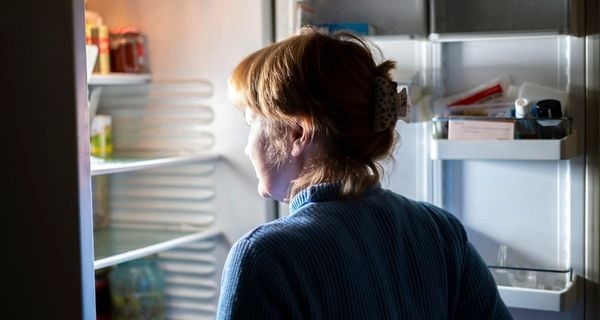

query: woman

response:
[217,28,511,319]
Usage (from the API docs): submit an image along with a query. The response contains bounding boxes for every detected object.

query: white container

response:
[517,82,569,112]
[514,98,531,119]
[85,44,98,83]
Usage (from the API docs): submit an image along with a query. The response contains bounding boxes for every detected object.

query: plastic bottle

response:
[85,12,111,74]
[491,245,512,286]
[492,245,537,289]
[109,255,166,320]
[96,22,111,74]
[517,82,569,112]
[90,114,112,157]
[514,98,538,139]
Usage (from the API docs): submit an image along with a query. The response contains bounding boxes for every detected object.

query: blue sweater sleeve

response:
[216,238,300,320]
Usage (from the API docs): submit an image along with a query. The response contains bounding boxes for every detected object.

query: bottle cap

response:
[535,99,563,119]
[514,98,530,118]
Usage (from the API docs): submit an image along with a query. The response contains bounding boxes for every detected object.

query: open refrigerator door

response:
[275,0,593,319]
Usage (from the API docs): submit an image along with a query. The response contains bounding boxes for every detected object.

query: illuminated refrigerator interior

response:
[13,0,596,319]
[276,2,595,319]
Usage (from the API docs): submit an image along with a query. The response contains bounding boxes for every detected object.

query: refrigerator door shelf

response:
[430,132,577,160]
[91,153,220,176]
[498,275,580,312]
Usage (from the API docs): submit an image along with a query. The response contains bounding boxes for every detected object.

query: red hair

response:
[229,27,398,199]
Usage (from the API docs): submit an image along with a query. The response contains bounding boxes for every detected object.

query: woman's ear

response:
[290,118,312,157]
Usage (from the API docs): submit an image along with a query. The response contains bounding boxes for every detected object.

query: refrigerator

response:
[3,0,599,319]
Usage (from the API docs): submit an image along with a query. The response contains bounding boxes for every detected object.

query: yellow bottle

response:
[96,23,110,74]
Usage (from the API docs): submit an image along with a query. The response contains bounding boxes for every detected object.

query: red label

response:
[449,84,504,107]
[99,38,110,54]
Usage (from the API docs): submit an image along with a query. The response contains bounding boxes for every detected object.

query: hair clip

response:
[373,77,411,132]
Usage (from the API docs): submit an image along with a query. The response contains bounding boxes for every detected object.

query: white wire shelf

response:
[91,153,220,176]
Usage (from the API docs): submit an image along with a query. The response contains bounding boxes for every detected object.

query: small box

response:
[317,23,376,36]
[448,119,515,141]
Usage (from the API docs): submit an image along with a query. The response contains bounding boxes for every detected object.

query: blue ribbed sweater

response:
[217,183,511,319]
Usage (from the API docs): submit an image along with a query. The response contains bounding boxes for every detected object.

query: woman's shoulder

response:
[232,215,312,255]
[380,189,468,241]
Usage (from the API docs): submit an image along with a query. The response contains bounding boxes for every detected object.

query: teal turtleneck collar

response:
[289,182,383,214]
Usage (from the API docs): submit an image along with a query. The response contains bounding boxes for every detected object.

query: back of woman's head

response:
[230,27,399,199]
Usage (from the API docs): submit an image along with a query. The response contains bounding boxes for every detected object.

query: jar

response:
[110,26,146,73]
[95,269,112,320]
[109,255,166,320]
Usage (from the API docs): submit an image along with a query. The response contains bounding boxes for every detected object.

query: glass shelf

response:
[429,0,570,36]
[94,227,221,270]
[91,153,220,176]
[89,73,152,86]
[428,31,563,43]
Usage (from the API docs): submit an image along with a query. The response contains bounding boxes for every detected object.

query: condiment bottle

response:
[514,98,537,139]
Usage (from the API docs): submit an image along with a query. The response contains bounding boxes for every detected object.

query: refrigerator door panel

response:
[6,1,96,318]
[427,29,586,319]
[366,27,587,315]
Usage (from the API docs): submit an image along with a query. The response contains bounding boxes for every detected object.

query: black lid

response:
[535,99,562,119]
